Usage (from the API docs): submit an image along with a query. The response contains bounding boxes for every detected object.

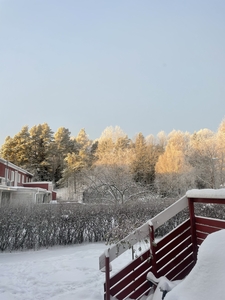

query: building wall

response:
[0,161,32,187]
[10,191,36,205]
[23,183,49,190]
[0,163,5,177]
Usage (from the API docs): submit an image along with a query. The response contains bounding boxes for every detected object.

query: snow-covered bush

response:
[1,199,225,251]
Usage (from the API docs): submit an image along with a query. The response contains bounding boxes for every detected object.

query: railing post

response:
[105,250,110,300]
[188,198,198,264]
[149,222,157,277]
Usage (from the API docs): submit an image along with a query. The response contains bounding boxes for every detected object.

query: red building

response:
[0,158,57,205]
[0,158,33,186]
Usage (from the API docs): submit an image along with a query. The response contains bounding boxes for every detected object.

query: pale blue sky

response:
[0,0,225,145]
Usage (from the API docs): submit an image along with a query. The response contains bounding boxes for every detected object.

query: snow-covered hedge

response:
[0,200,225,251]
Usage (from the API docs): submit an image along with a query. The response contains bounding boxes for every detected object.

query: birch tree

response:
[216,119,225,187]
[189,129,217,188]
[155,130,193,196]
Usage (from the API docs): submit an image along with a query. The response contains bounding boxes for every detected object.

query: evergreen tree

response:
[53,127,74,184]
[29,123,54,181]
[0,126,31,168]
[0,136,17,163]
[62,129,93,195]
[130,133,156,185]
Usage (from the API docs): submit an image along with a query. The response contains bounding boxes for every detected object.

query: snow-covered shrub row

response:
[0,200,225,251]
[0,199,175,251]
[0,203,114,251]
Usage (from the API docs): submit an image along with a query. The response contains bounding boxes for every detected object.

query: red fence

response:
[100,191,225,300]
[105,219,194,299]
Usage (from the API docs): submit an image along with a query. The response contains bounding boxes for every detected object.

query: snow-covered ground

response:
[0,242,135,300]
[1,229,225,300]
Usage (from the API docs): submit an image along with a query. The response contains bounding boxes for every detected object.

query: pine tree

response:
[0,126,31,168]
[53,127,74,184]
[29,123,54,181]
[130,133,156,185]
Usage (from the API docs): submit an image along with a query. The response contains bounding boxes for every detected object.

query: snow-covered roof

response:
[186,188,225,199]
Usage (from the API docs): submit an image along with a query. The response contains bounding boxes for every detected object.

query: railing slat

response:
[195,216,225,229]
[156,229,191,261]
[110,262,152,297]
[158,245,193,276]
[156,219,190,249]
[108,250,151,287]
[172,261,195,281]
[157,240,192,271]
[161,253,194,280]
[128,281,152,300]
[196,223,222,234]
[115,272,150,300]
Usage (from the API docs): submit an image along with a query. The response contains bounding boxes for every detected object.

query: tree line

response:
[1,119,225,201]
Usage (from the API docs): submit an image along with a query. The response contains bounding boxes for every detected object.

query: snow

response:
[0,242,143,300]
[164,229,225,300]
[186,188,225,199]
[1,230,225,300]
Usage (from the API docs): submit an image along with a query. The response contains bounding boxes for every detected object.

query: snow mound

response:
[165,229,225,300]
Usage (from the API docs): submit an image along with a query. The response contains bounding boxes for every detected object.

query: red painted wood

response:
[196,237,204,245]
[0,162,5,177]
[105,256,110,300]
[110,261,152,297]
[157,219,190,249]
[158,246,193,278]
[156,229,191,261]
[161,253,194,280]
[195,216,225,229]
[157,242,192,271]
[191,198,225,204]
[128,281,152,299]
[52,191,57,200]
[196,223,221,234]
[196,231,208,241]
[188,198,198,263]
[172,261,195,281]
[23,183,49,190]
[109,250,151,287]
[116,272,150,300]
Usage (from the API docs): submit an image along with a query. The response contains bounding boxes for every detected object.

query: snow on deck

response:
[165,229,225,300]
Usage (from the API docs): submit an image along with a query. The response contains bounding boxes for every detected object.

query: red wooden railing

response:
[99,189,225,300]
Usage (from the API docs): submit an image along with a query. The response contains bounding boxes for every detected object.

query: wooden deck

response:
[99,189,225,300]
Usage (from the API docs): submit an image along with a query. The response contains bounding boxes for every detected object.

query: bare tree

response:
[83,164,151,205]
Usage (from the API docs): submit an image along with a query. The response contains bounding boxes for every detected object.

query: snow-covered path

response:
[0,243,133,300]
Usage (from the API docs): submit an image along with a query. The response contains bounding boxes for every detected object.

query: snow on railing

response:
[186,188,225,199]
[99,195,188,271]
